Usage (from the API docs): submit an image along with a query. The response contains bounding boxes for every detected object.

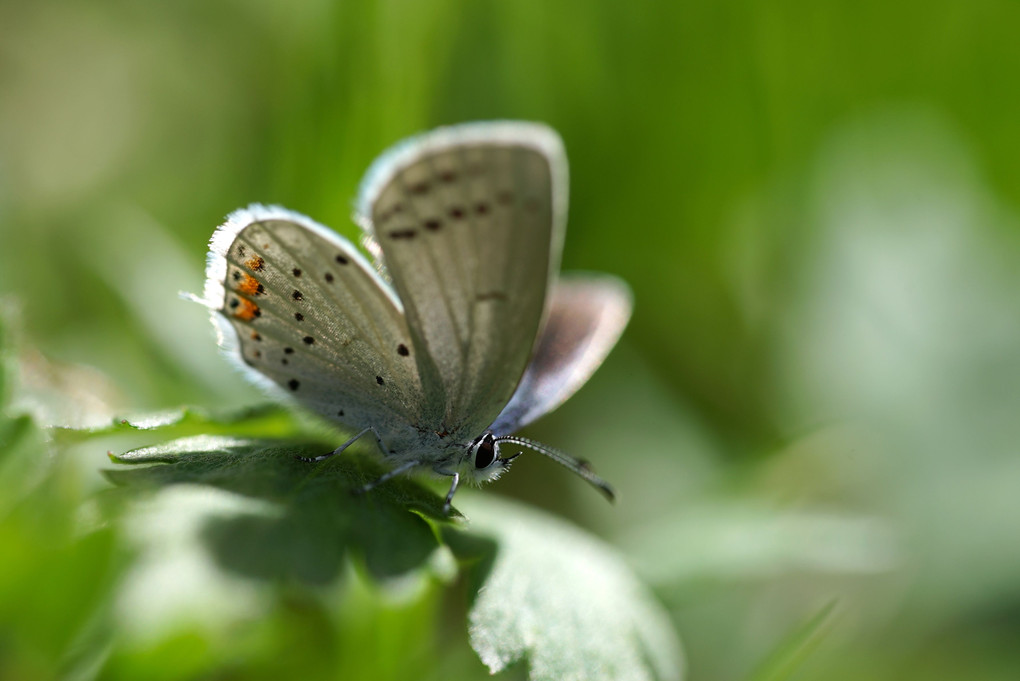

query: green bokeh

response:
[2,1,1019,679]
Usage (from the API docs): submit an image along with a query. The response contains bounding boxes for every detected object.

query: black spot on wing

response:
[388,228,417,240]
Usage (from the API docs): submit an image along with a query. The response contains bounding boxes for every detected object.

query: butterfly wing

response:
[356,122,567,436]
[489,274,633,435]
[204,205,423,437]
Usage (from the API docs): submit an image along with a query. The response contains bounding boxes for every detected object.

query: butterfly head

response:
[466,431,520,483]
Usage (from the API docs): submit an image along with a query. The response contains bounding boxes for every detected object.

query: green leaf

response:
[105,437,684,679]
[106,435,453,584]
[448,496,684,681]
[51,404,308,445]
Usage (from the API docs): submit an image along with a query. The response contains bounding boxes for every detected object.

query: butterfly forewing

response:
[207,207,423,431]
[358,123,567,436]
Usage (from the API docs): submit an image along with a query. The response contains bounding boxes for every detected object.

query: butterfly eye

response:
[474,433,497,469]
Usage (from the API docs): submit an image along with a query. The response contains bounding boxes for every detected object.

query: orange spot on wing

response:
[233,298,260,321]
[237,274,263,296]
[246,256,265,272]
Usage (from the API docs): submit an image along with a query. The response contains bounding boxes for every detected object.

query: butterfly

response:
[201,122,632,513]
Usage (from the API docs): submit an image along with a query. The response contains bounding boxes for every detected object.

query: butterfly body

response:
[202,122,631,511]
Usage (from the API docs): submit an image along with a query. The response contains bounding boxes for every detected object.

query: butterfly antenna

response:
[494,435,616,502]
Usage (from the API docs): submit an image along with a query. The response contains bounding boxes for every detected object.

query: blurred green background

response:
[2,0,1020,679]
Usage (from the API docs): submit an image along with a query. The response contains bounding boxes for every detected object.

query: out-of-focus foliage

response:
[2,0,1020,679]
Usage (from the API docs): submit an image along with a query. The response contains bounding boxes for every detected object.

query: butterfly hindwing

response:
[205,206,422,433]
[357,122,568,436]
[489,275,633,435]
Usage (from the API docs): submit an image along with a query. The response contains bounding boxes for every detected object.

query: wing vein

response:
[389,159,472,377]
[447,142,487,416]
[222,244,412,416]
[250,223,397,368]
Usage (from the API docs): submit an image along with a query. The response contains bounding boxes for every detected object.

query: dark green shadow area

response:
[104,436,456,584]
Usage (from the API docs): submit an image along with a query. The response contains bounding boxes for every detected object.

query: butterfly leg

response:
[436,470,460,515]
[356,460,421,495]
[295,427,378,462]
